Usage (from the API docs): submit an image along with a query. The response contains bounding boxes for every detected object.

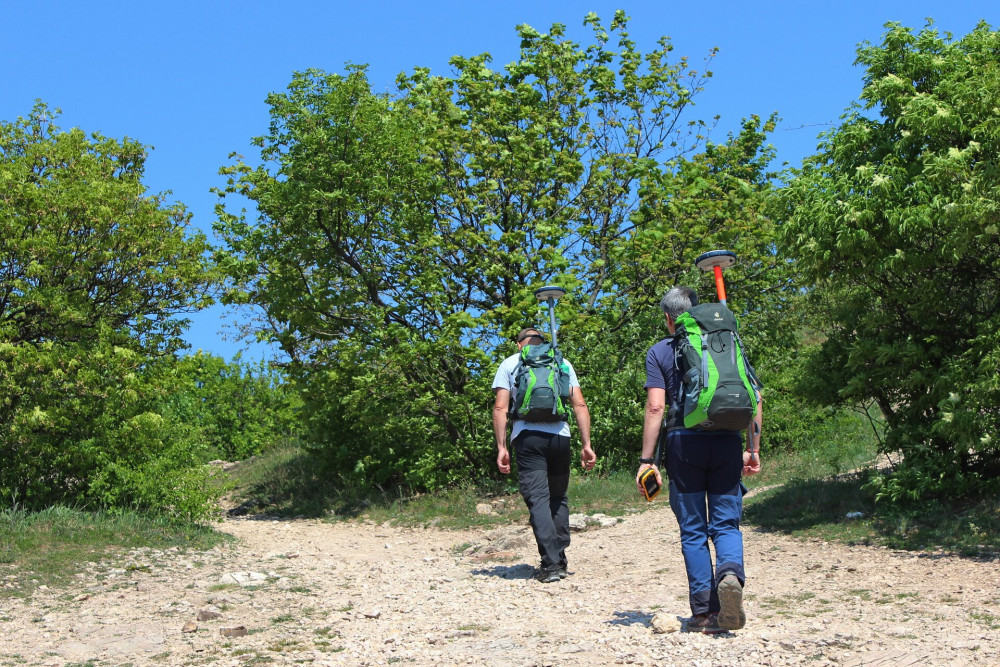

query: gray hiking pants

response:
[514,430,571,570]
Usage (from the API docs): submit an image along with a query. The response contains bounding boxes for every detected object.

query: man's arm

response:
[493,388,512,474]
[637,387,666,489]
[743,390,763,475]
[569,387,596,470]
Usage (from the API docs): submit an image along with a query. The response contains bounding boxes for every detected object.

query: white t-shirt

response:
[492,351,580,441]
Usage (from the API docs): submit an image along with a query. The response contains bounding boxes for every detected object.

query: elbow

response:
[645,403,666,418]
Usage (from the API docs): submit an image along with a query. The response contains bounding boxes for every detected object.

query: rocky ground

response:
[2,501,997,666]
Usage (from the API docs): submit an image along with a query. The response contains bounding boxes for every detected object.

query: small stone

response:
[218,572,267,586]
[364,609,381,619]
[651,614,681,634]
[220,626,248,637]
[181,621,198,633]
[197,609,222,621]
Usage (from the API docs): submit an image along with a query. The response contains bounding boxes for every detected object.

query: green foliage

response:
[778,21,1000,501]
[162,352,301,461]
[0,339,213,517]
[216,13,799,486]
[221,441,654,528]
[0,104,218,518]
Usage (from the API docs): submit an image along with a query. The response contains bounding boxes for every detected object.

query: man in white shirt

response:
[492,327,597,583]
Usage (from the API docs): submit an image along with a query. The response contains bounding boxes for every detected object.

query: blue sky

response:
[3,1,996,361]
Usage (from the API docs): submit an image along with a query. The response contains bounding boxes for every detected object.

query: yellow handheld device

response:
[639,468,661,501]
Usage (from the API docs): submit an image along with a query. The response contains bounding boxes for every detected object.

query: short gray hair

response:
[659,286,698,319]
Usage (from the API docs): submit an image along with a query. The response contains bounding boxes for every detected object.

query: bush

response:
[0,338,217,520]
[161,352,301,461]
[779,22,1000,501]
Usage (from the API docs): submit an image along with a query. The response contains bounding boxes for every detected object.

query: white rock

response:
[651,614,681,634]
[218,571,268,586]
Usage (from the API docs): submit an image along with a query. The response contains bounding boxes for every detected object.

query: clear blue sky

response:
[3,1,996,361]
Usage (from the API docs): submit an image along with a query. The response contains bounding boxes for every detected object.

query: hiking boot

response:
[684,613,723,634]
[557,566,569,579]
[533,566,561,583]
[717,574,746,631]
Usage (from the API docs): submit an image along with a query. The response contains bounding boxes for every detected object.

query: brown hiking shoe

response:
[684,613,723,634]
[717,575,746,631]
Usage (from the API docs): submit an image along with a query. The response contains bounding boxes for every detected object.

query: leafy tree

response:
[0,104,217,517]
[161,352,301,461]
[216,13,790,487]
[778,21,1000,501]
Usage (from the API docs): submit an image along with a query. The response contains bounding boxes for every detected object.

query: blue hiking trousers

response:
[666,429,745,616]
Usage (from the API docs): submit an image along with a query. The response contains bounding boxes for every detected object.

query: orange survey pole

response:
[713,265,728,305]
[695,250,737,305]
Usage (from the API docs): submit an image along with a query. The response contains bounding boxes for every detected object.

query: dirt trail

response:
[2,504,997,666]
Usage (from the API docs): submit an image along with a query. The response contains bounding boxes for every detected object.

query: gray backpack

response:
[509,343,571,423]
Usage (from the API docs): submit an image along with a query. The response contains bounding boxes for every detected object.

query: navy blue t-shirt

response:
[644,337,681,405]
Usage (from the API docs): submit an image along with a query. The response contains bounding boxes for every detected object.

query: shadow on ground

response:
[224,449,414,520]
[470,564,535,580]
[606,610,654,627]
[744,474,871,534]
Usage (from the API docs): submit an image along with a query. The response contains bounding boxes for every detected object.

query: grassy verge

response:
[222,443,651,529]
[746,469,1000,557]
[0,506,230,598]
[742,432,1000,557]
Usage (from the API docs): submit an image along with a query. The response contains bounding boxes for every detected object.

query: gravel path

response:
[2,504,997,666]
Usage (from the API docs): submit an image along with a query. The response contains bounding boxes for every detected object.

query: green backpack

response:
[509,342,572,423]
[673,303,760,431]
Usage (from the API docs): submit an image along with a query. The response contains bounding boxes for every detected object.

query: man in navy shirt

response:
[637,287,762,633]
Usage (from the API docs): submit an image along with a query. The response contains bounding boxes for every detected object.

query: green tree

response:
[779,21,1000,501]
[216,13,789,487]
[0,104,217,517]
[162,352,301,461]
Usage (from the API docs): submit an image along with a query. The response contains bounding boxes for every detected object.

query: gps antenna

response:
[533,285,566,348]
[695,250,737,306]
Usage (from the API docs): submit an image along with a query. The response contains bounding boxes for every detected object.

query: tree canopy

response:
[0,104,219,515]
[10,14,997,513]
[216,13,790,487]
[779,21,1000,501]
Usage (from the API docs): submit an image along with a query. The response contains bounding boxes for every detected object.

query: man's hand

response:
[497,445,511,475]
[580,443,596,470]
[742,451,761,476]
[635,464,662,494]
